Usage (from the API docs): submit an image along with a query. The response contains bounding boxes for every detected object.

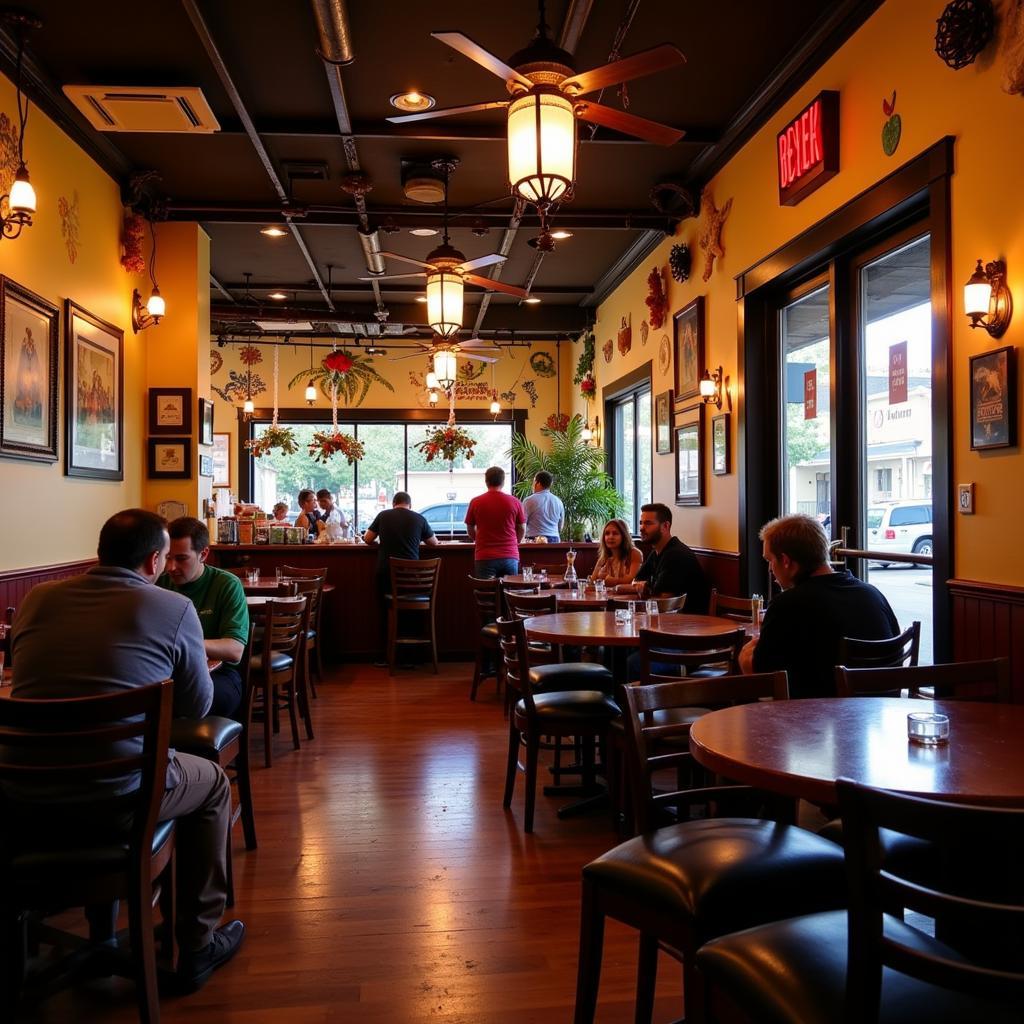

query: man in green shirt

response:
[159,517,250,718]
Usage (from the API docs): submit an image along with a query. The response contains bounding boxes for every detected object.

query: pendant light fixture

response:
[433,348,458,391]
[305,338,317,403]
[428,389,439,406]
[489,362,500,416]
[146,219,165,322]
[0,11,40,241]
[424,160,464,339]
[243,357,255,417]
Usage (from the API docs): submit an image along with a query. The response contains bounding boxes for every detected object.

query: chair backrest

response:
[280,565,328,581]
[389,557,440,603]
[638,626,748,680]
[505,590,557,620]
[495,616,538,712]
[468,575,502,627]
[837,777,1024,1019]
[608,594,687,613]
[837,621,921,676]
[289,576,323,620]
[835,657,1011,703]
[243,580,298,597]
[559,598,610,611]
[0,679,173,858]
[248,595,309,680]
[623,672,790,833]
[708,588,755,622]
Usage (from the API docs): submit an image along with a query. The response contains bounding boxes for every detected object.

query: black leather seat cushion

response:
[529,662,614,694]
[171,716,243,754]
[585,819,846,943]
[516,690,620,722]
[817,819,938,882]
[250,651,294,674]
[696,910,1022,1024]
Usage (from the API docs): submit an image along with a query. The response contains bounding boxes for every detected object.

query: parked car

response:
[866,500,933,567]
[417,502,469,537]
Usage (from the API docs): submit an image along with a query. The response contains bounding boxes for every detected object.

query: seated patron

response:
[270,502,291,524]
[10,509,244,991]
[159,516,250,718]
[522,470,564,543]
[591,518,643,586]
[294,488,321,538]
[739,513,899,698]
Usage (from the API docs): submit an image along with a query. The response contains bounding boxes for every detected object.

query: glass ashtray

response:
[907,711,950,746]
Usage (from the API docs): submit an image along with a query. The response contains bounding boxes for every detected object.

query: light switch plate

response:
[957,483,974,514]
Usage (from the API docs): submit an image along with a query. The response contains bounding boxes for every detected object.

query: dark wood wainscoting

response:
[950,579,1024,702]
[0,558,97,617]
[694,548,742,598]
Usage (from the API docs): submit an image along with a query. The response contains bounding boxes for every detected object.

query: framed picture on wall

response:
[147,436,191,479]
[655,389,673,454]
[675,404,704,506]
[712,412,730,475]
[969,346,1016,450]
[212,431,231,487]
[0,276,59,462]
[149,387,192,435]
[65,300,124,480]
[673,296,704,404]
[199,453,214,478]
[198,397,214,446]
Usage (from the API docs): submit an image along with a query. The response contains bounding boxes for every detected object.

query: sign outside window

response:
[889,340,908,405]
[804,369,817,420]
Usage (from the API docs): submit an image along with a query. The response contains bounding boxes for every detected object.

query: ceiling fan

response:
[360,158,529,338]
[390,335,499,365]
[387,1,686,208]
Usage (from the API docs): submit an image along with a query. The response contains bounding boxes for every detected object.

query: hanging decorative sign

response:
[889,341,908,405]
[777,91,839,206]
[804,369,817,420]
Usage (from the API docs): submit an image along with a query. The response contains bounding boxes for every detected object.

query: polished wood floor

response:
[18,663,682,1023]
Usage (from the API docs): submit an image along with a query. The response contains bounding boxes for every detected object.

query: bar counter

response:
[208,542,598,661]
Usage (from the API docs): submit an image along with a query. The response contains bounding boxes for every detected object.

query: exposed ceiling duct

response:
[310,0,354,65]
[358,227,386,275]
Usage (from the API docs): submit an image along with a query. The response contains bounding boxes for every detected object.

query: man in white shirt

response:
[316,488,349,534]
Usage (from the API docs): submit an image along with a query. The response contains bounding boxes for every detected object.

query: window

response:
[889,505,930,527]
[875,467,892,494]
[609,382,652,533]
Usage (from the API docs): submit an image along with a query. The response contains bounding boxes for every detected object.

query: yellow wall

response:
[589,0,1024,585]
[0,75,148,572]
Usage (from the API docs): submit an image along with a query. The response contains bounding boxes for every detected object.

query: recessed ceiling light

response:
[550,230,573,240]
[524,297,541,304]
[267,292,287,300]
[390,90,436,113]
[416,296,428,303]
[410,227,438,237]
[260,225,287,237]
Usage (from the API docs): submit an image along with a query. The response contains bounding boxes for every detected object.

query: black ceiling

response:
[3,0,882,344]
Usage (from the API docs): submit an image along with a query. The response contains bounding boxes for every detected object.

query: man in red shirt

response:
[465,466,526,578]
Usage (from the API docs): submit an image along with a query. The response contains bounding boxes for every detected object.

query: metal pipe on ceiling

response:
[358,227,386,276]
[310,0,354,65]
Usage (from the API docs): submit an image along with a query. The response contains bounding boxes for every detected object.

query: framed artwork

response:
[198,397,214,446]
[970,346,1016,450]
[149,387,192,435]
[0,277,59,462]
[675,404,705,506]
[673,296,704,404]
[199,453,214,478]
[655,388,673,454]
[212,431,231,487]
[147,436,192,479]
[65,300,124,480]
[712,412,730,475]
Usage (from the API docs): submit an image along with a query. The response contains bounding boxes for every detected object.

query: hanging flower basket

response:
[579,372,596,400]
[247,423,298,458]
[309,430,365,466]
[288,349,394,406]
[415,424,477,463]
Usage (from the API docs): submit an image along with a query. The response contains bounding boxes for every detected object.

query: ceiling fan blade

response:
[574,101,685,146]
[432,31,534,90]
[379,251,435,270]
[464,274,529,298]
[390,348,432,361]
[561,44,686,96]
[386,100,509,125]
[458,351,499,363]
[458,253,507,272]
[358,272,427,282]
[457,336,497,349]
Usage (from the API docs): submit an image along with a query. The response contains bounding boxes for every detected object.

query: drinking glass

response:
[645,599,659,623]
[907,712,950,746]
[594,578,606,596]
[539,568,548,584]
[275,567,284,584]
[523,565,534,583]
[613,607,628,626]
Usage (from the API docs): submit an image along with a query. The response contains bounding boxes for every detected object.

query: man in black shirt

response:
[739,513,899,698]
[621,503,710,614]
[363,492,439,665]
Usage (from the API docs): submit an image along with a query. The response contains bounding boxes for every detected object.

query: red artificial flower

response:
[580,376,595,393]
[323,351,353,374]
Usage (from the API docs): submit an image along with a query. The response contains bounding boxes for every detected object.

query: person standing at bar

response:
[522,470,565,543]
[465,466,526,579]
[294,489,321,539]
[316,488,349,535]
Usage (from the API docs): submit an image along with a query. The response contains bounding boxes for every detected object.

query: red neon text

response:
[778,100,823,190]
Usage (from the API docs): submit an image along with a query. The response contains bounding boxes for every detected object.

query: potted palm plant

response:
[509,414,625,541]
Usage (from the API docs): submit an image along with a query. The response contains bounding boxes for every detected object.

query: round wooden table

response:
[501,573,565,589]
[524,611,743,646]
[689,697,1024,807]
[242,579,336,593]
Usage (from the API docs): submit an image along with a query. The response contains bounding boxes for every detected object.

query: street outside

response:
[865,566,933,664]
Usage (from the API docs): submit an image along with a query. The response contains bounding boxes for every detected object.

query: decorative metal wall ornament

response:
[649,180,696,218]
[602,338,614,363]
[617,314,632,356]
[529,350,556,377]
[210,349,223,375]
[521,379,539,406]
[881,91,901,157]
[658,335,671,376]
[698,193,732,282]
[640,319,649,345]
[645,265,669,329]
[57,191,80,264]
[120,212,145,273]
[935,0,994,70]
[669,242,691,283]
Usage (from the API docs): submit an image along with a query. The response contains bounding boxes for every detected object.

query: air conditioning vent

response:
[63,85,220,133]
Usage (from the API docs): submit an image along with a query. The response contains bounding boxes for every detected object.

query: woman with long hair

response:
[591,518,643,586]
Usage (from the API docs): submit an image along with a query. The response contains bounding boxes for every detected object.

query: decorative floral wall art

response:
[645,266,668,329]
[603,338,613,363]
[881,91,901,156]
[529,350,556,377]
[617,314,632,356]
[58,191,80,264]
[121,213,146,273]
[698,193,732,281]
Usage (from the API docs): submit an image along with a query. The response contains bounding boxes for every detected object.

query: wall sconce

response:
[131,219,166,333]
[0,11,40,242]
[964,259,1012,338]
[700,365,724,408]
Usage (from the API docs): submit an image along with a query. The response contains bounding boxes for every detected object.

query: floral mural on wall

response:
[57,191,80,264]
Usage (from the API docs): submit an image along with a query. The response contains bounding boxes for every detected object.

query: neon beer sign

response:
[777,91,839,206]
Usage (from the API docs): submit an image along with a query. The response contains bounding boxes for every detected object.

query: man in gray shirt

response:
[522,470,565,542]
[11,509,245,993]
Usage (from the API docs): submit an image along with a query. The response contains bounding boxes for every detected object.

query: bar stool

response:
[468,575,503,701]
[386,558,441,675]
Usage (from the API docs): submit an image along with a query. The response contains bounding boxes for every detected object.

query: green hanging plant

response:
[288,349,394,406]
[573,331,596,386]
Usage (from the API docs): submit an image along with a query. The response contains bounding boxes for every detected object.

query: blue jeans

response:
[474,557,519,580]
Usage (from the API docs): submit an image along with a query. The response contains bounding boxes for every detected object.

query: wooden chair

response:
[574,672,848,1024]
[247,595,310,767]
[468,575,503,702]
[170,621,258,907]
[697,779,1024,1024]
[503,590,558,668]
[708,587,755,622]
[0,680,176,1024]
[638,625,748,679]
[283,578,321,738]
[498,616,618,834]
[280,565,328,694]
[835,655,1011,702]
[387,557,441,675]
[837,620,920,675]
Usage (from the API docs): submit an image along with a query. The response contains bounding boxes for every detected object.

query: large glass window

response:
[610,385,652,532]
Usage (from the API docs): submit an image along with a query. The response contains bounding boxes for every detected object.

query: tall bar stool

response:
[386,558,441,675]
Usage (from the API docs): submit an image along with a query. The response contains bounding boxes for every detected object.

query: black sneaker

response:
[177,919,245,993]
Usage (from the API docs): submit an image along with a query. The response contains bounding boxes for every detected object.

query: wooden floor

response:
[17,663,682,1023]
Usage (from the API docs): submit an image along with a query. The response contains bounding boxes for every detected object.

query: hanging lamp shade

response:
[425,268,463,338]
[146,286,165,320]
[9,163,35,214]
[507,90,576,206]
[433,349,458,391]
